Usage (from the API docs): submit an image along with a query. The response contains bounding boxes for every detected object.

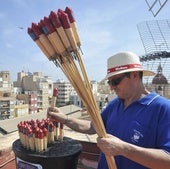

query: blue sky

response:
[0,0,169,82]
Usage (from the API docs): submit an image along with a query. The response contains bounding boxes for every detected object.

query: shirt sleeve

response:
[156,99,170,153]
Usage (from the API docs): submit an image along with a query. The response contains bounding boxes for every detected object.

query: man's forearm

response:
[64,116,96,135]
[123,142,170,169]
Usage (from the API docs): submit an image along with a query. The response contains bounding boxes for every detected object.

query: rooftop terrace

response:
[0,105,100,169]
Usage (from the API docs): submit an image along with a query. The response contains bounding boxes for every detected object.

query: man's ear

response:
[131,71,139,79]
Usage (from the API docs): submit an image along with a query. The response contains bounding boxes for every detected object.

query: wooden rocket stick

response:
[51,88,64,141]
[51,88,58,107]
[50,88,57,142]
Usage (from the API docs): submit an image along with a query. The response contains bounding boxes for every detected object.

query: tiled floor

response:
[0,158,16,169]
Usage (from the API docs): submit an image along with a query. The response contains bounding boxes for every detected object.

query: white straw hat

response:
[106,51,155,79]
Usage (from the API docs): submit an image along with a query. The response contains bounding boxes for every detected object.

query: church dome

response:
[152,64,168,84]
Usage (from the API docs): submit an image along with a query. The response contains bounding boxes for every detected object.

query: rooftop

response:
[0,105,99,169]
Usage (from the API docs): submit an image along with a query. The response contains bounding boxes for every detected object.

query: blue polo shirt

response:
[97,92,170,169]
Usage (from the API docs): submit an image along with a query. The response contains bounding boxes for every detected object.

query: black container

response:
[12,137,82,169]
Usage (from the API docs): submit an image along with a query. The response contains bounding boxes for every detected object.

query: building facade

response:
[13,71,53,112]
[53,79,76,107]
[0,97,15,119]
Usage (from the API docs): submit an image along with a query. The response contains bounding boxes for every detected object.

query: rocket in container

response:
[54,121,59,140]
[59,123,64,141]
[27,127,35,151]
[17,122,24,145]
[38,129,44,152]
[48,121,55,143]
[43,127,48,151]
[34,127,40,152]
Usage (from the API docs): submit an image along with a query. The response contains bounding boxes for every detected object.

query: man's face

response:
[108,72,132,99]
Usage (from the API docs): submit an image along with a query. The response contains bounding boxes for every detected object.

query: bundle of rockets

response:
[27,6,117,168]
[27,6,81,62]
[17,118,64,152]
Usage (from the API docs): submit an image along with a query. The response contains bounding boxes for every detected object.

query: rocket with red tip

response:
[65,6,81,47]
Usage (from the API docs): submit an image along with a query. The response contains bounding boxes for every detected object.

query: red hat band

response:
[107,64,142,74]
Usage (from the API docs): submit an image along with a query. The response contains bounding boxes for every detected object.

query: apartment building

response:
[14,100,29,117]
[0,71,15,119]
[0,71,11,88]
[53,79,76,107]
[13,71,53,112]
[0,96,15,120]
[16,92,37,114]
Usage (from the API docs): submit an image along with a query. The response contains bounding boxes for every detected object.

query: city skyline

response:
[0,0,169,82]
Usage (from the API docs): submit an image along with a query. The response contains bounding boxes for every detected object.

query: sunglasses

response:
[107,74,128,86]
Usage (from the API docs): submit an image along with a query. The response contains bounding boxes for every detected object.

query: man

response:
[47,51,170,169]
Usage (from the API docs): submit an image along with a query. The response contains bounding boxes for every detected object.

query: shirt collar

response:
[137,92,159,105]
[117,92,159,106]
